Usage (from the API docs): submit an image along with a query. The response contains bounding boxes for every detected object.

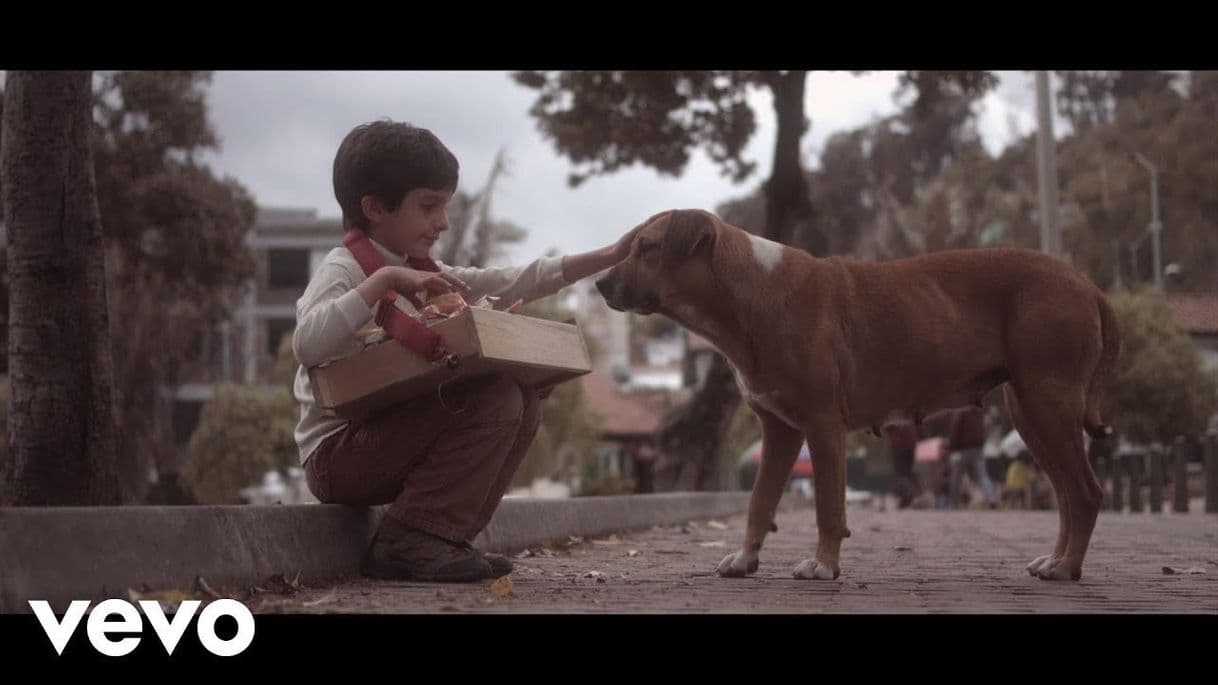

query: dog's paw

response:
[1034,559,1081,581]
[793,558,839,580]
[716,550,759,577]
[1026,554,1056,577]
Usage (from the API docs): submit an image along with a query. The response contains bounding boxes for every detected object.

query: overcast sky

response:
[195,71,1050,265]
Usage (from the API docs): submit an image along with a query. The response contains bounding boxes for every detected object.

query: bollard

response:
[1149,448,1165,513]
[1204,436,1217,515]
[1127,452,1144,513]
[1172,437,1190,514]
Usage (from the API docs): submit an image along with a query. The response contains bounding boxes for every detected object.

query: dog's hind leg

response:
[1005,384,1068,575]
[717,408,802,578]
[1006,381,1103,581]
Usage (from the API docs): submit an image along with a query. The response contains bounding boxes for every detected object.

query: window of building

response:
[266,248,310,290]
[266,317,295,356]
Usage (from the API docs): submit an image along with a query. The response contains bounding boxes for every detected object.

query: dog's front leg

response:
[717,408,803,578]
[793,418,847,580]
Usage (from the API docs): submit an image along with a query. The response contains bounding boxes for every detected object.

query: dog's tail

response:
[1083,293,1121,440]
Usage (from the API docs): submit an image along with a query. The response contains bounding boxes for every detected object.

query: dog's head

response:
[595,209,719,316]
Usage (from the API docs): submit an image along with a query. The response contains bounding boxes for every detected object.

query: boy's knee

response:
[477,374,525,423]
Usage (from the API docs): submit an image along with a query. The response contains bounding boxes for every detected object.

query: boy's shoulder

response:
[312,246,366,281]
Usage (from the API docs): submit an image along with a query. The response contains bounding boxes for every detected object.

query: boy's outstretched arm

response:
[442,212,665,309]
[560,215,653,283]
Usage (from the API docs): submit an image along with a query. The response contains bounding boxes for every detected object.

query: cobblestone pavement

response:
[258,507,1218,614]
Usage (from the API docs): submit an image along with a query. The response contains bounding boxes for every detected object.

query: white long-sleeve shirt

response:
[292,236,570,465]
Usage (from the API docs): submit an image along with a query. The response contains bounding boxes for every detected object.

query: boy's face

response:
[364,187,453,260]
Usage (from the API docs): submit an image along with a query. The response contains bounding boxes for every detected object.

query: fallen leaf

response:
[1162,566,1206,575]
[195,576,224,600]
[301,594,335,607]
[627,550,641,557]
[489,576,515,598]
[706,520,729,530]
[128,589,195,603]
[256,573,303,596]
[514,549,535,559]
[698,540,727,548]
[583,571,602,579]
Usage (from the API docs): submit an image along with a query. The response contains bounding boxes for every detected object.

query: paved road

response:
[257,506,1218,613]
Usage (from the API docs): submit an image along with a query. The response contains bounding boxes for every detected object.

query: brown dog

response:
[596,209,1119,582]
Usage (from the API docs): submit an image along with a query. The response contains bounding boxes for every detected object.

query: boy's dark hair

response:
[333,119,459,231]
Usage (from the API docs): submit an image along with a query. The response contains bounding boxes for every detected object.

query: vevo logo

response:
[29,599,255,657]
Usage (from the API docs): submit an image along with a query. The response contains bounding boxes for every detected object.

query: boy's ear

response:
[360,195,385,222]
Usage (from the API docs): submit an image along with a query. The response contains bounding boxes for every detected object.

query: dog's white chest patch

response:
[751,392,799,428]
[732,365,801,429]
[747,234,784,274]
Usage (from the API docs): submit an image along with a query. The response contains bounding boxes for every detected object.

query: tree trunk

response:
[468,148,507,269]
[764,70,820,252]
[1,71,120,505]
[654,70,815,491]
[653,353,741,491]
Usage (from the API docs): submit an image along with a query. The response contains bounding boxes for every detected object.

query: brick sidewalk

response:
[260,507,1218,614]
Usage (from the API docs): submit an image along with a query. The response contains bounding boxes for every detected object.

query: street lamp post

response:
[1132,151,1163,290]
[1035,71,1062,258]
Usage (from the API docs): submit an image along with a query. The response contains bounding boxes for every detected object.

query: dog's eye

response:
[637,241,657,255]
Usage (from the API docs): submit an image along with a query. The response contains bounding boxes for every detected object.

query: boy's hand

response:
[611,210,673,262]
[358,266,471,309]
[611,218,649,262]
[385,266,470,297]
[560,211,671,284]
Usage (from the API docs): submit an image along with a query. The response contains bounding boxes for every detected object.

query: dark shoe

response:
[361,518,491,582]
[460,541,513,578]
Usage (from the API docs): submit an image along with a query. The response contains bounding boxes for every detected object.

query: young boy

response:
[293,119,641,582]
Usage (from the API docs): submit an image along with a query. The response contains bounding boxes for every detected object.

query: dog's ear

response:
[662,210,715,262]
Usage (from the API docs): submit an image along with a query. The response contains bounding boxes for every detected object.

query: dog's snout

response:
[596,273,628,312]
[595,274,615,296]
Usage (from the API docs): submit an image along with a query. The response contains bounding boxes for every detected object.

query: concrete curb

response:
[1,492,785,613]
